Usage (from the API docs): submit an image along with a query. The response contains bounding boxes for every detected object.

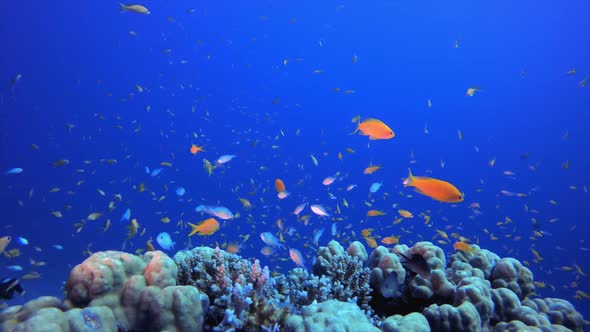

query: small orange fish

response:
[188,218,219,236]
[367,210,386,217]
[190,144,204,155]
[398,209,413,218]
[381,235,400,245]
[351,117,394,140]
[226,243,241,254]
[363,165,381,174]
[363,236,378,248]
[403,169,463,203]
[361,228,374,237]
[274,179,286,192]
[453,241,477,253]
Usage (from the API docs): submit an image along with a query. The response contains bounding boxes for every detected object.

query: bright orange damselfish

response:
[274,179,286,192]
[403,169,463,203]
[190,144,205,155]
[351,117,395,140]
[188,218,219,236]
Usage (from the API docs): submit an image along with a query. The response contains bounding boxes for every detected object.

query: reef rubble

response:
[0,240,587,331]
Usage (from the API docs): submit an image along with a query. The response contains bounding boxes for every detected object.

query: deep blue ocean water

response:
[1,0,589,322]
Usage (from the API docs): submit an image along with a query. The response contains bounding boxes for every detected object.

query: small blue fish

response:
[17,237,29,246]
[313,227,325,244]
[175,187,186,196]
[260,232,285,249]
[150,168,163,177]
[370,182,383,193]
[53,244,64,250]
[331,223,337,236]
[7,265,23,271]
[5,168,23,175]
[145,166,150,174]
[120,208,131,222]
[156,232,175,251]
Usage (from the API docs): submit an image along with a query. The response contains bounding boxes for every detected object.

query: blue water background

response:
[1,0,589,318]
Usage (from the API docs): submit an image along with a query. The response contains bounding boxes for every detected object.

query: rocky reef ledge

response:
[1,241,587,331]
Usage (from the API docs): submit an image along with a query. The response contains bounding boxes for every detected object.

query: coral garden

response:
[1,240,587,331]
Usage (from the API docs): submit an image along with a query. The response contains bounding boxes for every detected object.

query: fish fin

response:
[188,223,199,236]
[396,252,410,261]
[119,3,128,12]
[403,168,415,186]
[349,116,361,135]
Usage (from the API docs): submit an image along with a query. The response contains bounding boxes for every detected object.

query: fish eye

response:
[457,194,463,200]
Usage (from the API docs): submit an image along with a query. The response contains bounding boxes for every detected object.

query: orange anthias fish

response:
[351,117,395,140]
[398,209,413,218]
[274,179,286,192]
[188,218,219,236]
[381,235,401,245]
[367,210,386,217]
[403,169,463,203]
[190,144,204,155]
[361,228,374,237]
[363,236,378,248]
[453,241,477,253]
[226,243,241,254]
[364,165,381,174]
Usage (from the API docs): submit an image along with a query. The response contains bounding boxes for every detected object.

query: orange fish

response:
[274,179,286,192]
[226,243,241,254]
[398,209,413,218]
[363,236,378,248]
[188,218,219,236]
[381,235,400,245]
[367,210,386,217]
[453,241,477,253]
[361,228,374,237]
[190,144,204,155]
[403,169,463,203]
[351,117,394,140]
[363,165,381,174]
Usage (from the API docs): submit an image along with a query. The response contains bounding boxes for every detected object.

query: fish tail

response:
[349,116,361,135]
[119,3,128,12]
[403,168,414,186]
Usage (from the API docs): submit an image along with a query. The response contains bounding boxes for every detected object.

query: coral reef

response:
[491,257,535,300]
[310,240,373,311]
[381,312,430,332]
[284,300,380,332]
[0,296,117,332]
[1,251,208,332]
[1,241,587,332]
[173,246,287,330]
